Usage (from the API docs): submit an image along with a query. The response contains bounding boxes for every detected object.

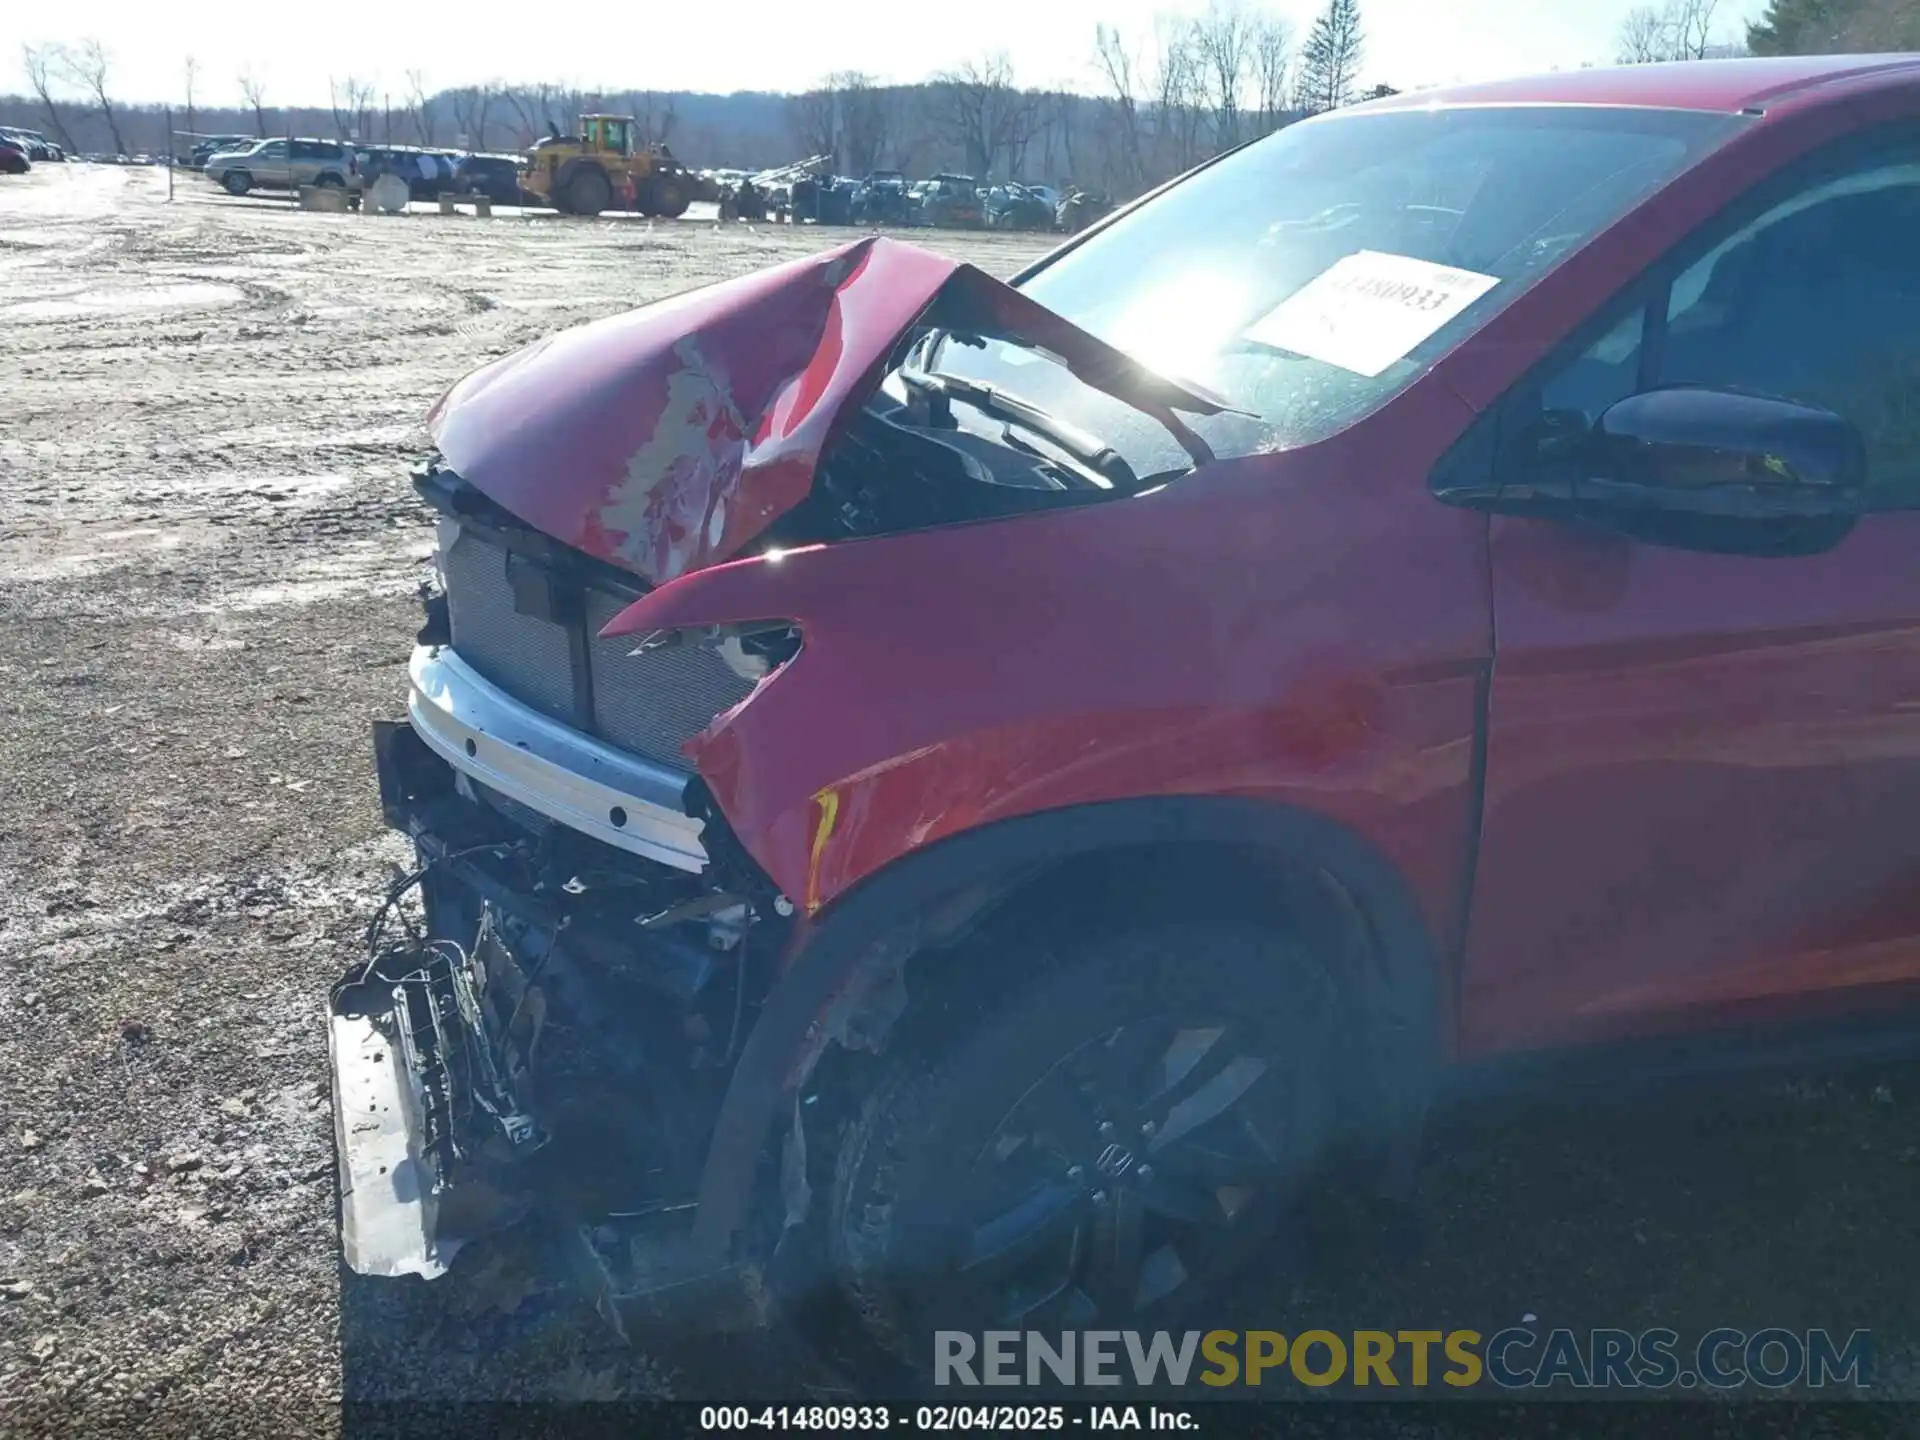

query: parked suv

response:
[985,181,1054,231]
[203,137,357,196]
[852,169,911,224]
[450,152,527,205]
[918,171,983,227]
[355,145,458,200]
[188,135,250,169]
[332,55,1920,1370]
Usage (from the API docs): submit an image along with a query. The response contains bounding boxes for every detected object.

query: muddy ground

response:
[1,163,1917,1434]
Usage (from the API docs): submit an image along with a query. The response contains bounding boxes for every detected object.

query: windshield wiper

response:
[913,324,1237,469]
[898,367,1144,490]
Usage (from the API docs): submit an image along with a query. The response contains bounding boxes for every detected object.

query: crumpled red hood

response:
[427,234,1222,586]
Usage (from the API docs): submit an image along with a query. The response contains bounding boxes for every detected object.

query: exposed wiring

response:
[502,914,570,1041]
[356,842,516,988]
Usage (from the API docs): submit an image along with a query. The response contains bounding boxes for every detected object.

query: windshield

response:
[932,104,1742,470]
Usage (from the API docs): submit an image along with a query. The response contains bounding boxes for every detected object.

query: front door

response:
[1463,128,1920,1053]
[255,140,288,185]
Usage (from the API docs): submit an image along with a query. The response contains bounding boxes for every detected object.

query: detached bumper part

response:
[328,947,770,1336]
[328,997,461,1279]
[329,754,776,1337]
[328,895,545,1285]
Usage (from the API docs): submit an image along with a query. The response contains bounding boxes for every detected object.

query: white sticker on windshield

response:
[1243,250,1501,378]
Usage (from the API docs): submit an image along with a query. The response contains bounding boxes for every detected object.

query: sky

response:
[16,0,1773,107]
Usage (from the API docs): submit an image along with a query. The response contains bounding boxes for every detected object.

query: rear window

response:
[932,104,1744,468]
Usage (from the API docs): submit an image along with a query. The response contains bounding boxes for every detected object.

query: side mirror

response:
[1471,387,1869,520]
[1588,387,1868,513]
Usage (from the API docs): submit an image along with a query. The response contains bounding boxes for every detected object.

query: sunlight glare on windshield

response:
[1097,267,1251,388]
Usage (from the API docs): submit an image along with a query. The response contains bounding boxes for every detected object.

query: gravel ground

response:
[1,162,1917,1434]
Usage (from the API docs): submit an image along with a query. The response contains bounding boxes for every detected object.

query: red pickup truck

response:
[331,54,1920,1368]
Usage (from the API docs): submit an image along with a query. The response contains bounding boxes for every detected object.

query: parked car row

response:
[718,162,1110,232]
[1,127,65,164]
[193,136,539,205]
[181,134,1110,227]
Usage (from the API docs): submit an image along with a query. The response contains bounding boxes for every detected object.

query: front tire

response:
[653,180,689,218]
[825,924,1341,1371]
[222,170,251,196]
[566,166,611,218]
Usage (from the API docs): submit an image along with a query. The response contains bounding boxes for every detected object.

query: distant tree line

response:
[7,0,1389,198]
[1746,0,1920,52]
[1615,0,1750,62]
[1614,0,1920,63]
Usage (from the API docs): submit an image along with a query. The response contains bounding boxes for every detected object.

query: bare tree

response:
[889,88,939,174]
[1193,0,1253,150]
[547,88,597,140]
[238,71,270,137]
[328,76,371,141]
[786,86,837,162]
[405,70,437,144]
[1673,0,1724,57]
[346,77,376,141]
[1618,0,1726,61]
[1153,17,1207,175]
[502,82,559,143]
[831,72,887,176]
[328,77,353,139]
[931,52,1029,179]
[873,86,913,169]
[1618,5,1669,61]
[449,83,498,149]
[1093,24,1144,190]
[1252,16,1293,133]
[1048,87,1078,184]
[63,40,128,156]
[20,46,78,153]
[475,82,499,149]
[634,92,678,147]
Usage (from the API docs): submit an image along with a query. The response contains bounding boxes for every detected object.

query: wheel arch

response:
[553,156,608,205]
[690,793,1443,1256]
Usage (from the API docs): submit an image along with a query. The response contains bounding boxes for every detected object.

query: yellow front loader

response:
[520,115,710,218]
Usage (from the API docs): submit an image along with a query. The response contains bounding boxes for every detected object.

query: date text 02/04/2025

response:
[698,1404,1198,1430]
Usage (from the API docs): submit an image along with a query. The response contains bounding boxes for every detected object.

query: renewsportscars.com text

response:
[933,1327,1873,1391]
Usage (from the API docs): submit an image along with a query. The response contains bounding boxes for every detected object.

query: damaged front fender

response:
[427,235,1225,587]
